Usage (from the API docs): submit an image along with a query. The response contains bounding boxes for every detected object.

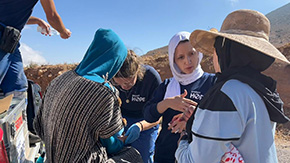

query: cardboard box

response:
[0,94,13,116]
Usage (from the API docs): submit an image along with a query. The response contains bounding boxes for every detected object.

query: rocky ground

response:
[275,131,290,163]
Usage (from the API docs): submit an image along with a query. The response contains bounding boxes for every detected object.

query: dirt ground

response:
[275,131,290,162]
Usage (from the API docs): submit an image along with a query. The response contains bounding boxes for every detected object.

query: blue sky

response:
[20,0,290,66]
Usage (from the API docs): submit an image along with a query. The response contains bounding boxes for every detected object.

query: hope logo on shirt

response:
[131,94,146,102]
[190,91,203,101]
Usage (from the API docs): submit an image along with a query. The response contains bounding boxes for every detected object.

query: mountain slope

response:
[267,2,290,47]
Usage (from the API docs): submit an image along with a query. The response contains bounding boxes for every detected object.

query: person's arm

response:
[26,16,50,35]
[175,92,245,162]
[143,80,169,123]
[97,95,123,140]
[143,79,197,122]
[136,118,161,131]
[175,107,242,163]
[123,118,161,145]
[176,136,232,162]
[99,129,125,154]
[40,0,71,39]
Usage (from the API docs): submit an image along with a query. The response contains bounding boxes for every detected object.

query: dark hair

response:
[179,39,189,44]
[115,50,145,79]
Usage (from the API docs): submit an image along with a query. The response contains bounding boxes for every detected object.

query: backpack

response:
[26,80,42,134]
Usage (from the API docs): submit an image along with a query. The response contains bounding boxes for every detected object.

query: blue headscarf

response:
[75,28,127,90]
[75,28,127,88]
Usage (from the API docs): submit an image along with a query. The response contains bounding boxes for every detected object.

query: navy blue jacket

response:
[118,65,162,119]
[144,72,216,163]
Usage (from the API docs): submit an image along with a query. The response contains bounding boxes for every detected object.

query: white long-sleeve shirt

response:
[175,79,278,163]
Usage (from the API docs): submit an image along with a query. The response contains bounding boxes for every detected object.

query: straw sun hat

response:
[190,9,290,64]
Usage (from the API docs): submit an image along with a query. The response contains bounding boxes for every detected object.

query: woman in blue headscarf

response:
[34,29,141,162]
[75,28,127,89]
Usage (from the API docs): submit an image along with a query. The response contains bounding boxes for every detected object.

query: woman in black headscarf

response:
[176,9,289,163]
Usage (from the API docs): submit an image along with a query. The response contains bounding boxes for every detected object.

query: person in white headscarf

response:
[143,31,216,163]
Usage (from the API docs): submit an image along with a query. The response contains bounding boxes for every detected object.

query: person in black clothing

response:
[0,0,71,98]
[112,50,162,163]
[176,9,290,163]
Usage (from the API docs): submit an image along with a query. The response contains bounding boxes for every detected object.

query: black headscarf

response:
[185,37,289,143]
[214,36,289,123]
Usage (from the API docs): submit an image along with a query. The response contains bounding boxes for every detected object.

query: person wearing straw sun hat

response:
[175,9,290,163]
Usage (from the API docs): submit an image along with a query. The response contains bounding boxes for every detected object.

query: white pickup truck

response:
[0,81,42,163]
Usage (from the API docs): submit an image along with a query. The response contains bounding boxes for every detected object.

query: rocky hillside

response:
[267,2,290,47]
[145,46,168,56]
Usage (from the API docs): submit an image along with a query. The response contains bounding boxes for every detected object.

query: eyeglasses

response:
[111,74,137,89]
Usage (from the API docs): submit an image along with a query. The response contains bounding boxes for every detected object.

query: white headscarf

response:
[164,31,204,99]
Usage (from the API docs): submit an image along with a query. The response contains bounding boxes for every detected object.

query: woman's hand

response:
[168,90,196,111]
[118,135,127,143]
[177,131,188,146]
[124,123,141,145]
[168,113,188,134]
[165,90,196,117]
